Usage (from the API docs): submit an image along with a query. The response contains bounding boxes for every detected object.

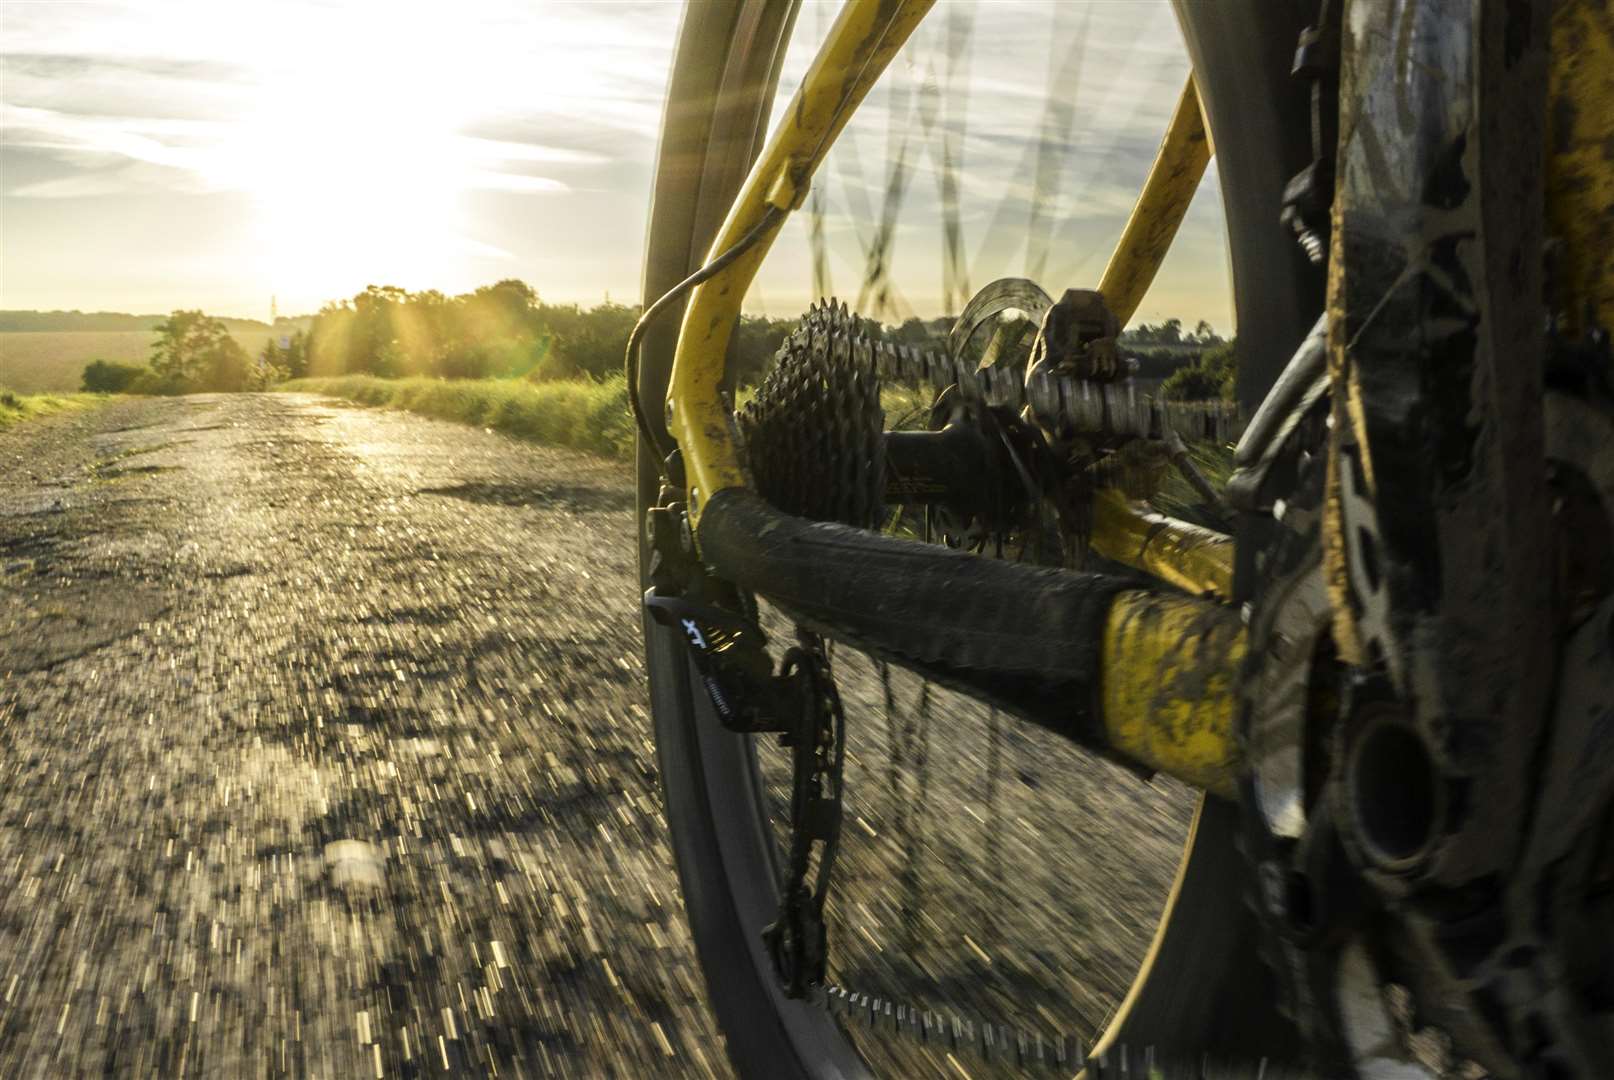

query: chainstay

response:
[793,300,1244,445]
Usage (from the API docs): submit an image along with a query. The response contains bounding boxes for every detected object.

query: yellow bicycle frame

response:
[664,0,1237,794]
[668,0,934,525]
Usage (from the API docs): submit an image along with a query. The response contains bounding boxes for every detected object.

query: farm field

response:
[0,330,277,393]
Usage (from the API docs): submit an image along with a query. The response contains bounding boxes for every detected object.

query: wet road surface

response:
[0,394,1191,1078]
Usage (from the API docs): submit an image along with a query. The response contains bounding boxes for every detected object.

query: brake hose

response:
[626,205,787,481]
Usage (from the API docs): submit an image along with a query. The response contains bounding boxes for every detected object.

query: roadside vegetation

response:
[281,374,638,459]
[271,282,961,459]
[0,329,278,394]
[284,373,937,463]
[1157,338,1237,401]
[0,307,303,394]
[268,279,801,386]
[0,388,103,431]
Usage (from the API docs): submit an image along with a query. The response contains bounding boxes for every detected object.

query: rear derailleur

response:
[643,491,846,998]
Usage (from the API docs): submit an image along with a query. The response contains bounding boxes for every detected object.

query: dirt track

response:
[0,394,1191,1078]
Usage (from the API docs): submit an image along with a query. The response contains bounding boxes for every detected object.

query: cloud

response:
[1,91,595,201]
[461,170,569,195]
[2,0,1230,325]
[1,104,225,189]
[454,136,607,168]
[0,0,677,202]
[451,234,518,261]
[5,173,133,199]
[5,160,214,199]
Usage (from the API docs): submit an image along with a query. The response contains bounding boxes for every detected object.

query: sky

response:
[0,0,1232,331]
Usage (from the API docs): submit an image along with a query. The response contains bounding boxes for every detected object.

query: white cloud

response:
[0,0,675,201]
[461,170,569,195]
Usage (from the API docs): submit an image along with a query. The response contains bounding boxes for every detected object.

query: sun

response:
[213,8,488,308]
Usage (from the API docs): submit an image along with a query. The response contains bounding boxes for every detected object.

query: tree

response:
[465,279,539,341]
[351,285,410,376]
[279,330,309,379]
[258,336,298,384]
[547,301,640,381]
[150,310,253,392]
[728,313,793,386]
[306,301,356,377]
[894,317,936,345]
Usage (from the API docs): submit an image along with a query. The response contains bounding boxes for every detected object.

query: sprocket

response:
[736,300,885,529]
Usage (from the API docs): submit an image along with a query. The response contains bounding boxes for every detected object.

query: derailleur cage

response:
[764,634,846,998]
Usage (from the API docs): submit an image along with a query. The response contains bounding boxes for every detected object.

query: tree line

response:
[1119,317,1225,349]
[262,280,807,386]
[4,309,304,333]
[75,279,1229,397]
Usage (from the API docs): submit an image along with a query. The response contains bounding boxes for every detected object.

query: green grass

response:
[287,374,941,464]
[0,330,277,394]
[0,389,105,430]
[280,375,637,460]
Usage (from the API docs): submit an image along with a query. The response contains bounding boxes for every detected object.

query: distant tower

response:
[270,295,279,325]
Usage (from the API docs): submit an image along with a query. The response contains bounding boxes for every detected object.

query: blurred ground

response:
[0,394,1191,1078]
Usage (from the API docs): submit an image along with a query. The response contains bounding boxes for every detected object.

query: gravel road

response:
[0,394,1192,1079]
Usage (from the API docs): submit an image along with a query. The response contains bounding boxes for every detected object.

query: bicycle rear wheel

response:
[637,4,1320,1076]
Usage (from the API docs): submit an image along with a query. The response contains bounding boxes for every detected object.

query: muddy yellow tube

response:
[1089,489,1234,601]
[1100,590,1244,799]
[1547,0,1614,336]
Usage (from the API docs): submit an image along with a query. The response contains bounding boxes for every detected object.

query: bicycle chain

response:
[818,980,1309,1078]
[761,632,847,1000]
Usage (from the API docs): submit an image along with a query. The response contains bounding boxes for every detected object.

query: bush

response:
[127,369,180,396]
[81,359,149,393]
[1159,340,1237,402]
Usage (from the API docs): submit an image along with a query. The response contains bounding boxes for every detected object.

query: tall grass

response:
[279,375,636,460]
[287,374,942,464]
[0,389,104,430]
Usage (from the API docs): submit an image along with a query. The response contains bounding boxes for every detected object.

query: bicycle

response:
[632,2,1614,1076]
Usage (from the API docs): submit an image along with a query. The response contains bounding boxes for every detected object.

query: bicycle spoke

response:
[1025,6,1091,285]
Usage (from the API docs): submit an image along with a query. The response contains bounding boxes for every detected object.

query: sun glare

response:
[215,8,493,308]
